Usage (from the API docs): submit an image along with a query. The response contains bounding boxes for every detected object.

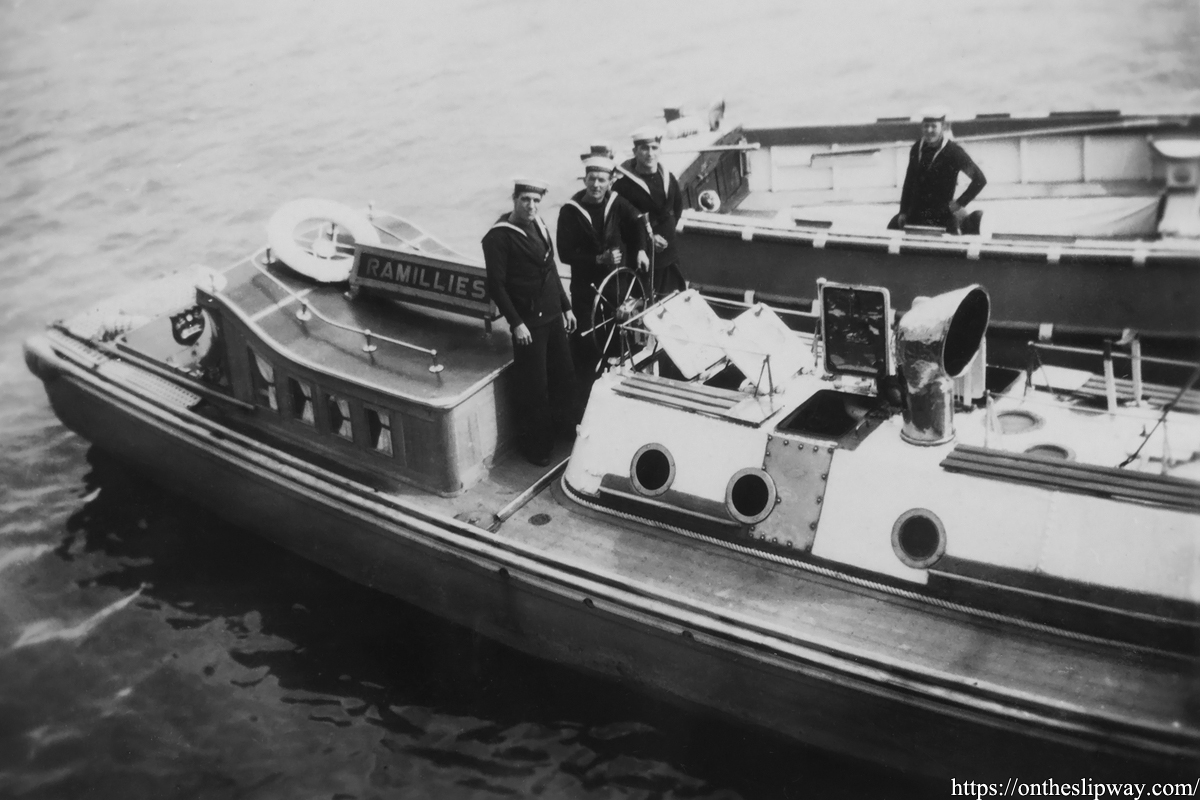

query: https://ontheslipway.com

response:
[950,778,1200,800]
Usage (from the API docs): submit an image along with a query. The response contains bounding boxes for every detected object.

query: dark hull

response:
[677,221,1200,345]
[25,335,1200,781]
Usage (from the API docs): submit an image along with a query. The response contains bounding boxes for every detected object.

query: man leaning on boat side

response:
[482,178,580,467]
[556,149,649,389]
[613,126,686,294]
[888,107,987,235]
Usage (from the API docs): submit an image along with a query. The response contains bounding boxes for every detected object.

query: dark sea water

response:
[2,1,1199,797]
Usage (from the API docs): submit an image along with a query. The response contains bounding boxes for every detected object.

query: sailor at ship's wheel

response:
[555,149,649,386]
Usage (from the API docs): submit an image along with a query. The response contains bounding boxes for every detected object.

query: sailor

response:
[613,126,686,295]
[482,178,579,467]
[889,107,987,234]
[556,151,649,386]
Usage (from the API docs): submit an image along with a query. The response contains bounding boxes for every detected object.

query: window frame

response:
[247,348,279,413]
[363,403,398,459]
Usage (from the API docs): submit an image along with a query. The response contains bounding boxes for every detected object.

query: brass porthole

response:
[891,508,946,569]
[630,444,675,497]
[725,468,777,525]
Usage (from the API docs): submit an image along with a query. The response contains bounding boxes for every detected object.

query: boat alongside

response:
[665,109,1200,350]
[22,200,1200,780]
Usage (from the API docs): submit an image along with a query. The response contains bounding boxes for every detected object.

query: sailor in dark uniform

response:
[556,151,649,386]
[889,107,987,234]
[613,126,686,296]
[482,178,578,467]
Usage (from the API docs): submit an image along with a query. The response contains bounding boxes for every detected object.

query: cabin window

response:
[365,407,394,456]
[288,378,315,426]
[249,349,278,411]
[327,394,353,440]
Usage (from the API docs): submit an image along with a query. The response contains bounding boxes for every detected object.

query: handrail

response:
[806,116,1192,163]
[701,293,819,319]
[252,252,444,373]
[1030,341,1198,370]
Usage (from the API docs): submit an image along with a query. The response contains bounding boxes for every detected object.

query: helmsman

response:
[556,151,649,384]
[613,126,686,295]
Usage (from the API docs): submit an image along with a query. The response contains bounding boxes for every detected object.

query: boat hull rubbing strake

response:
[267,198,381,283]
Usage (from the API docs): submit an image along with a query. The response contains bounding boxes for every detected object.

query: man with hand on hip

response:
[890,107,987,235]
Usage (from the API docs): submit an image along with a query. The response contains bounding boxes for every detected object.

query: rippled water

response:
[2,1,1198,797]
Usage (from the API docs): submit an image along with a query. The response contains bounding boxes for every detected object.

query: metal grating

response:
[97,361,203,409]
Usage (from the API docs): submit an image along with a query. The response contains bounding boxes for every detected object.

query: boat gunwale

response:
[678,212,1200,262]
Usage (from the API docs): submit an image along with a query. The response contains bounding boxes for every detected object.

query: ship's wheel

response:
[590,267,648,369]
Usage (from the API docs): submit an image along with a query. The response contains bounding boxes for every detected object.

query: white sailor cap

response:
[630,125,664,145]
[582,155,615,173]
[580,142,614,160]
[920,105,951,122]
[512,177,549,196]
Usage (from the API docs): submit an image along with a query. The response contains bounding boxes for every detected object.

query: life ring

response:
[266,198,381,283]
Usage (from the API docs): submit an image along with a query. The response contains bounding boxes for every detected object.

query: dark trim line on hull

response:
[26,335,1200,767]
[929,558,1200,654]
[678,215,1200,269]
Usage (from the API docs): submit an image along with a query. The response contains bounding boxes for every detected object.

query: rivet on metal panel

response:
[767,434,773,442]
[749,525,756,532]
[827,446,836,453]
[809,521,818,530]
[782,440,788,446]
[771,537,778,544]
[759,533,767,540]
[820,473,828,480]
[812,445,819,452]
[765,450,771,457]
[774,496,782,504]
[786,540,793,548]
[816,495,823,504]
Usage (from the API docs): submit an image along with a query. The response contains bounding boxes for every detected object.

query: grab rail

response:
[253,251,444,373]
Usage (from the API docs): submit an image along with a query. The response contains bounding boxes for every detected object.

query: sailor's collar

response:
[618,159,670,197]
[918,133,952,165]
[565,191,617,222]
[490,215,551,240]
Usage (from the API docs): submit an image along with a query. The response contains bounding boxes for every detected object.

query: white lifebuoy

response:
[267,198,381,283]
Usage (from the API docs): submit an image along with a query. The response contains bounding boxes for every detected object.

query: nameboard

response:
[818,280,894,378]
[350,243,498,320]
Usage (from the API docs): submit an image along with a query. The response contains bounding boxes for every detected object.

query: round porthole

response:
[725,468,777,525]
[1024,443,1074,461]
[995,409,1043,434]
[631,444,675,497]
[891,509,946,569]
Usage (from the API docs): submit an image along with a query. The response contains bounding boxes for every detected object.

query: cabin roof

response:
[213,255,513,408]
